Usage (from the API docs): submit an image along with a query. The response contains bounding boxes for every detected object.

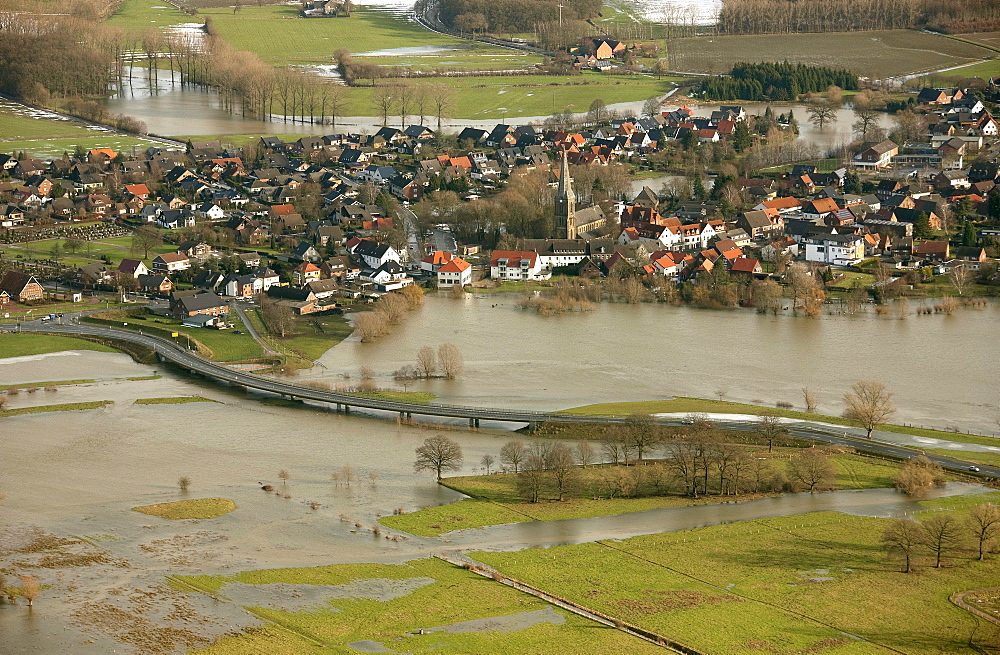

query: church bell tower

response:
[555,149,577,239]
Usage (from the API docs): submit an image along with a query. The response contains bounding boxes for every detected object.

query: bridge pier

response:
[469,418,480,429]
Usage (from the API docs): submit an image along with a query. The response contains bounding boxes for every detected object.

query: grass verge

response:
[134,396,220,405]
[132,498,237,520]
[0,400,112,417]
[0,378,96,391]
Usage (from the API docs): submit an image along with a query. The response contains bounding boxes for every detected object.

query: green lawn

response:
[181,558,664,654]
[132,497,237,520]
[0,334,119,358]
[474,498,1000,654]
[381,452,902,537]
[105,0,193,29]
[1,235,178,269]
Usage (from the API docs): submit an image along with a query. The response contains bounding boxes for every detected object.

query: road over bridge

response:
[6,321,998,479]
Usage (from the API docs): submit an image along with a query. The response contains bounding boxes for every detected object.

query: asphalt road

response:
[6,319,998,479]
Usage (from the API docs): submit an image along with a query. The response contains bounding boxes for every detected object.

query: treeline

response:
[433,0,601,33]
[717,0,1000,34]
[699,62,857,101]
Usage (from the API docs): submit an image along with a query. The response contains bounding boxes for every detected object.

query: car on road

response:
[969,466,981,472]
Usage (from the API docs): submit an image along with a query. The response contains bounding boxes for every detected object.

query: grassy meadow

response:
[0,334,120,358]
[474,492,1000,655]
[181,558,664,654]
[132,497,237,519]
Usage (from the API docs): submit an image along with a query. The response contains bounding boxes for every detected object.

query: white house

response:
[490,250,550,281]
[361,261,412,291]
[804,234,865,266]
[437,257,472,287]
[151,252,191,273]
[350,239,401,269]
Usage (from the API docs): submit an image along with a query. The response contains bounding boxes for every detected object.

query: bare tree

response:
[354,311,388,342]
[416,345,436,378]
[278,469,291,488]
[882,519,923,573]
[259,294,295,338]
[414,435,463,480]
[480,454,495,475]
[755,411,789,453]
[20,576,40,607]
[341,464,354,486]
[130,227,162,259]
[178,476,191,492]
[624,413,659,461]
[801,387,818,413]
[787,448,835,492]
[516,454,547,502]
[546,444,578,501]
[949,264,972,295]
[969,503,1000,561]
[806,100,836,129]
[892,455,945,496]
[921,513,962,568]
[430,82,455,131]
[437,343,464,379]
[575,440,595,467]
[499,439,526,473]
[843,380,896,439]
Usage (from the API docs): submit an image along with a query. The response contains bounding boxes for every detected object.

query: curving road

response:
[5,320,998,478]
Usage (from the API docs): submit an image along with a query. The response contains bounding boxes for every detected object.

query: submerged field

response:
[0,100,166,159]
[180,558,664,654]
[669,30,996,79]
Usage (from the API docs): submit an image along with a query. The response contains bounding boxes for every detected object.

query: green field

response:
[1,235,179,269]
[475,493,1000,654]
[381,452,903,537]
[179,558,663,654]
[199,5,462,65]
[132,497,236,519]
[0,334,120,358]
[670,30,995,79]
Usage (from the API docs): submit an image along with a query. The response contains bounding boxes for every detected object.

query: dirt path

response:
[951,587,1000,626]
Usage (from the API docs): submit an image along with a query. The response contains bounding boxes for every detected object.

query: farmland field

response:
[106,0,193,29]
[669,30,995,79]
[475,493,1000,655]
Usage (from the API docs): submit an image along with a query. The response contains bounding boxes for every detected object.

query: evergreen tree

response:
[843,170,860,194]
[962,221,978,247]
[914,212,933,240]
[692,175,706,201]
[733,120,752,152]
[989,191,1000,220]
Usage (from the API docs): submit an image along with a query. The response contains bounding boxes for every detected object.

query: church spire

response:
[555,149,577,239]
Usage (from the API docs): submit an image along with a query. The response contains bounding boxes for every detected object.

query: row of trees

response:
[883,503,1000,572]
[354,286,426,341]
[433,0,601,33]
[396,343,465,380]
[699,62,858,102]
[0,572,41,607]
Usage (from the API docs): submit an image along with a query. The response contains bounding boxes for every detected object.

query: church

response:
[554,149,608,239]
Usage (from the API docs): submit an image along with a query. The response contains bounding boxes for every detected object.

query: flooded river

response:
[310,295,1000,436]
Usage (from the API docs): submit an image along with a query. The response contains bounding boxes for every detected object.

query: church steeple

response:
[555,149,577,239]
